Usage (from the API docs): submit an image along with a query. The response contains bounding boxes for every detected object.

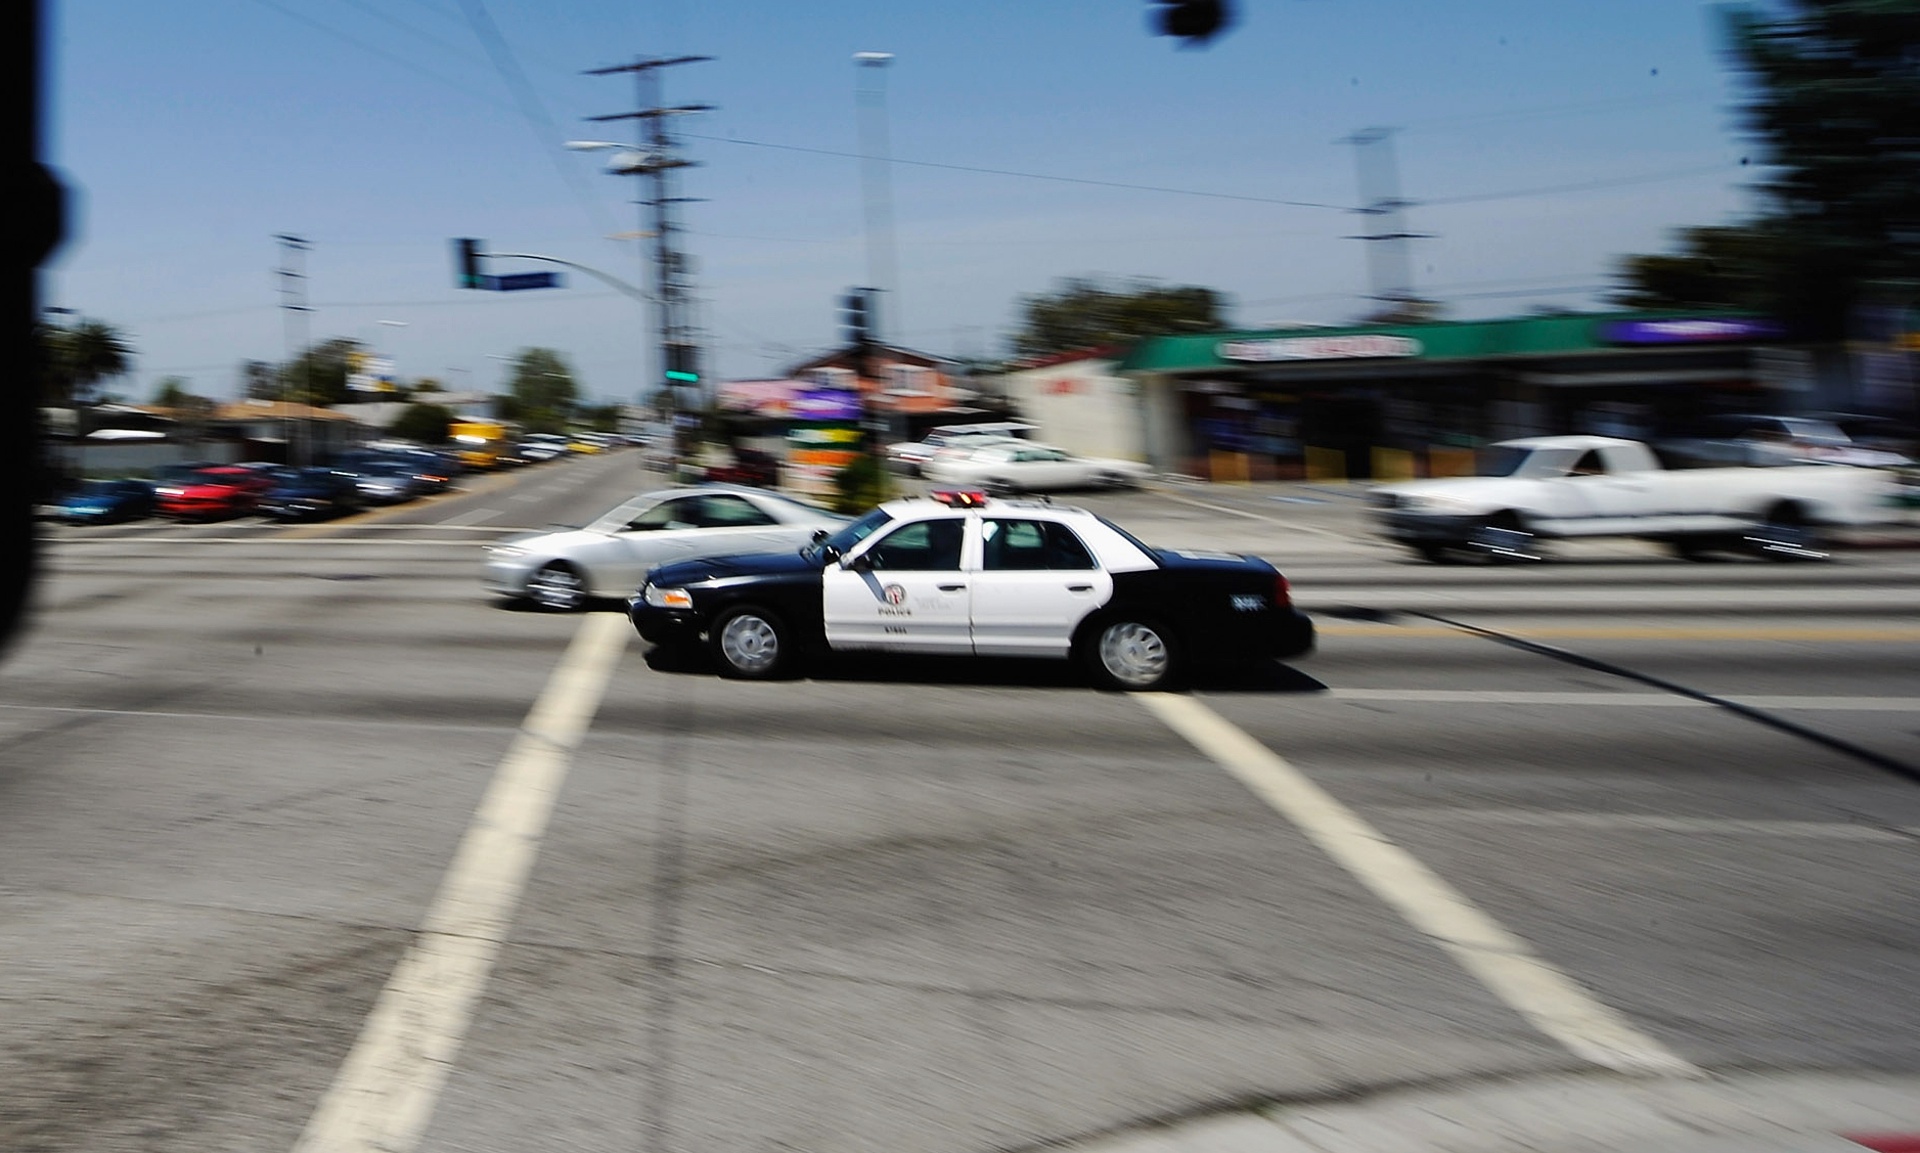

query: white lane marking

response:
[1138,693,1700,1078]
[1329,688,1920,712]
[439,506,499,527]
[291,612,631,1153]
[1370,807,1916,841]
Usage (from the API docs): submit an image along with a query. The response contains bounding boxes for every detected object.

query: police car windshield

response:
[809,507,893,559]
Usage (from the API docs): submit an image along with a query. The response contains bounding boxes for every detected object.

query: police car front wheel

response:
[711,606,793,679]
[1084,616,1179,691]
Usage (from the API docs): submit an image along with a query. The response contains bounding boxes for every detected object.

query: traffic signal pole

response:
[583,56,712,477]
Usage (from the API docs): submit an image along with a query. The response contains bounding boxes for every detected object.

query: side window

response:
[982,519,1096,570]
[864,519,964,571]
[624,498,699,531]
[693,494,778,528]
[1568,451,1606,477]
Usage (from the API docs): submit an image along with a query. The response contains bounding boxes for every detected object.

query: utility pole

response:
[583,55,712,474]
[274,234,311,466]
[1340,127,1430,319]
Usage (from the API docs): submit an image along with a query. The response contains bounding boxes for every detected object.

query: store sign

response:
[792,388,863,421]
[1217,334,1422,362]
[1600,318,1783,345]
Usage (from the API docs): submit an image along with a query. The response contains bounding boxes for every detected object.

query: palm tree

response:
[41,318,134,407]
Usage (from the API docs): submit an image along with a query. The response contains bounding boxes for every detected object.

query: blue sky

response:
[48,1,1767,404]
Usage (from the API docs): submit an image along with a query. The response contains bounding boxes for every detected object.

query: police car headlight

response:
[643,584,693,609]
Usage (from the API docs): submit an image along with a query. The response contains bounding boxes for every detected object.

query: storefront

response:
[1120,312,1811,480]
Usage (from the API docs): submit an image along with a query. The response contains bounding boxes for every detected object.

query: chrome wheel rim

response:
[528,565,585,610]
[1098,622,1168,687]
[719,614,780,674]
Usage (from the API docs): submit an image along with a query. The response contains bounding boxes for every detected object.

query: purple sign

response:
[791,388,863,421]
[1601,318,1784,345]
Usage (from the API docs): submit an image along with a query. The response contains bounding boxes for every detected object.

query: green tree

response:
[239,360,279,400]
[1615,4,1920,337]
[277,338,360,407]
[498,348,579,434]
[152,376,194,408]
[387,403,456,445]
[39,317,134,407]
[1010,277,1223,357]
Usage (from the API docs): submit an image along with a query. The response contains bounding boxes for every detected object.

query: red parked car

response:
[154,466,272,520]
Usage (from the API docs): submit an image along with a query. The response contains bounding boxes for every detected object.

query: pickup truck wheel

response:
[1668,537,1720,561]
[1747,504,1826,561]
[1410,542,1456,564]
[1469,512,1541,563]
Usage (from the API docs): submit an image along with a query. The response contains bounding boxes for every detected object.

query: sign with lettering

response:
[1218,334,1422,362]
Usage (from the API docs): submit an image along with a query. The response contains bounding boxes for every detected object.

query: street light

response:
[854,51,897,345]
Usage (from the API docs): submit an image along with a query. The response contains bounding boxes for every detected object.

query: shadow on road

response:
[641,642,1327,695]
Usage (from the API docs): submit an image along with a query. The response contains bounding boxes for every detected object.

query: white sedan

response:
[482,486,847,611]
[919,441,1151,494]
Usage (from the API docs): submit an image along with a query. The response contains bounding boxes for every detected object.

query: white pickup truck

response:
[1371,435,1897,562]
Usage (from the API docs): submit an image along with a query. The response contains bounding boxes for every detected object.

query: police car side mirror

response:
[810,528,830,543]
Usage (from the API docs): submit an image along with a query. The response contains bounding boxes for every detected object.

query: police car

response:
[628,491,1313,690]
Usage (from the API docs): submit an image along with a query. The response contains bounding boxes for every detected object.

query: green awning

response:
[1116,311,1781,374]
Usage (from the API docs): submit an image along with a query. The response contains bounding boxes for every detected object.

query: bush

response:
[830,453,890,515]
[387,403,455,445]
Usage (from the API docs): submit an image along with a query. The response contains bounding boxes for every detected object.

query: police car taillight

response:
[930,490,988,508]
[1275,574,1292,608]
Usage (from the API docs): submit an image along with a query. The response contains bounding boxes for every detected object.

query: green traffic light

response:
[665,370,699,382]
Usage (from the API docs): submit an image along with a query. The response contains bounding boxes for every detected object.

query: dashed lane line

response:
[291,611,631,1153]
[1138,692,1701,1078]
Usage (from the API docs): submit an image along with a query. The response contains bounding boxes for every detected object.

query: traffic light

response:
[453,238,487,289]
[1150,0,1232,45]
[665,344,700,384]
[840,288,871,347]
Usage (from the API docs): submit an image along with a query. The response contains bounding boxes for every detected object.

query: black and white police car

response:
[628,490,1313,690]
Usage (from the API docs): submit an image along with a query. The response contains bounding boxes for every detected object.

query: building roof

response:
[213,400,365,422]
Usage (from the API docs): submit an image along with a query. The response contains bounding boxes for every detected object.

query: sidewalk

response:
[1066,1071,1920,1153]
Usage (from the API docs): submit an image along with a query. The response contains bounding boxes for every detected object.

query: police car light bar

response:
[930,490,989,508]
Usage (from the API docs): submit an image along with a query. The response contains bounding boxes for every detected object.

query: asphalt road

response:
[4,451,1919,1152]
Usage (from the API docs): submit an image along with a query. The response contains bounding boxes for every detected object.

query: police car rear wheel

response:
[712,606,792,679]
[1087,617,1178,691]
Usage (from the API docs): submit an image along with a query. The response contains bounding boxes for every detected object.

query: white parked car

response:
[920,440,1152,494]
[884,421,1037,474]
[483,486,848,611]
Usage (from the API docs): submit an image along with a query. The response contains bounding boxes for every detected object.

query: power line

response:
[244,0,511,112]
[455,0,623,240]
[683,132,1353,211]
[1423,163,1736,207]
[686,131,1745,215]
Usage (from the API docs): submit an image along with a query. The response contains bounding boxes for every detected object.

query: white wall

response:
[998,359,1144,461]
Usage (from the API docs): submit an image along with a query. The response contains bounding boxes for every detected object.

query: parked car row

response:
[51,443,469,526]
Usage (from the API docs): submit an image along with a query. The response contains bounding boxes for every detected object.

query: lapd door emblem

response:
[883,583,907,606]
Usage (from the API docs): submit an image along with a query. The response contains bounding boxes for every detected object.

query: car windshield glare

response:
[810,507,892,559]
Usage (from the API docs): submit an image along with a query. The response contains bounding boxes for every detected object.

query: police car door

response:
[969,517,1112,657]
[821,515,973,654]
